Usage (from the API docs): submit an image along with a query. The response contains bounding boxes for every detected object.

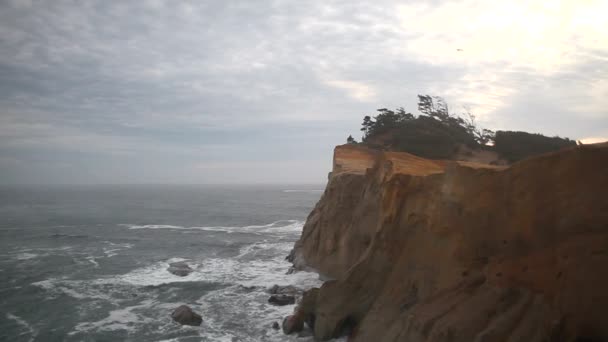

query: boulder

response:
[267,284,301,296]
[282,314,304,335]
[171,305,202,326]
[272,321,280,330]
[298,288,319,329]
[167,261,193,277]
[268,294,295,306]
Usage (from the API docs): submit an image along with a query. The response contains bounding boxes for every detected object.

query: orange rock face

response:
[291,143,608,341]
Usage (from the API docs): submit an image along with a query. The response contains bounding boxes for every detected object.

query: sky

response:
[0,0,607,184]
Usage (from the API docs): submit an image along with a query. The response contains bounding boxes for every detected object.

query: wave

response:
[119,220,304,234]
[119,224,184,230]
[71,300,156,334]
[6,313,37,342]
[50,233,90,239]
[14,252,38,260]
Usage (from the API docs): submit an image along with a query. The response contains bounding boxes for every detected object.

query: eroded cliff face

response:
[290,143,608,341]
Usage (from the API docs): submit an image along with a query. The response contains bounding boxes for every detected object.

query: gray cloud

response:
[0,0,606,184]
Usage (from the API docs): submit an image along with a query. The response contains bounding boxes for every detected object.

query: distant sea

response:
[0,184,325,342]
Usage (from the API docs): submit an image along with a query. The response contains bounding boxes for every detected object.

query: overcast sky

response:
[1,0,606,184]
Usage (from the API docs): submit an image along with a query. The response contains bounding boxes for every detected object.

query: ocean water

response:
[0,184,325,342]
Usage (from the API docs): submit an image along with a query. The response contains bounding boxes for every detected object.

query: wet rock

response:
[272,321,280,330]
[171,305,202,326]
[268,294,295,306]
[268,284,301,296]
[296,288,319,330]
[282,314,304,335]
[285,248,296,262]
[285,267,296,275]
[237,285,260,293]
[167,261,193,277]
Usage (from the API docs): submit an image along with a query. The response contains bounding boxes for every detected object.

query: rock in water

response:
[282,315,304,335]
[267,284,301,296]
[167,261,193,276]
[171,305,202,326]
[272,321,280,330]
[268,294,295,306]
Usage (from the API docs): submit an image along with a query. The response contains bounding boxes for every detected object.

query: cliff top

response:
[332,144,506,178]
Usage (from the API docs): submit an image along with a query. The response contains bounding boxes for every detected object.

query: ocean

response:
[0,184,325,342]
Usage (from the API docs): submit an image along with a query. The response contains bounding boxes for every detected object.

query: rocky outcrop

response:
[290,143,608,341]
[268,284,301,296]
[167,261,193,277]
[268,294,295,306]
[171,305,202,326]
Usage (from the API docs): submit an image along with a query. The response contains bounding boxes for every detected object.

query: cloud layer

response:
[1,0,606,184]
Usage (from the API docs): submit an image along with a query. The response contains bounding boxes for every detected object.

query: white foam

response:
[118,220,304,235]
[86,256,99,268]
[29,218,326,341]
[6,313,37,342]
[120,224,185,230]
[32,278,114,301]
[15,253,38,260]
[113,258,204,287]
[102,242,133,257]
[72,300,156,334]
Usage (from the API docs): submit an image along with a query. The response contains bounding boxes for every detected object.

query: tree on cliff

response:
[358,95,489,157]
[354,95,574,161]
[360,116,373,139]
[346,135,356,144]
[493,131,576,162]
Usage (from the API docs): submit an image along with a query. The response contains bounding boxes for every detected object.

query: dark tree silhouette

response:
[351,95,575,161]
[360,115,374,139]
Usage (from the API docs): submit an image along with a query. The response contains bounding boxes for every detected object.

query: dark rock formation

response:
[272,321,280,330]
[268,284,300,296]
[167,261,193,277]
[171,305,202,326]
[290,143,608,341]
[268,294,295,306]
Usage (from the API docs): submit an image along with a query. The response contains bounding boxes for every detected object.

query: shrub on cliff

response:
[360,95,492,159]
[493,131,576,162]
[356,95,575,162]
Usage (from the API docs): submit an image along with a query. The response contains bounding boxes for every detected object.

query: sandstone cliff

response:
[289,143,608,341]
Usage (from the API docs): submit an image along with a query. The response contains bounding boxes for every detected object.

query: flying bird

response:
[456,49,463,52]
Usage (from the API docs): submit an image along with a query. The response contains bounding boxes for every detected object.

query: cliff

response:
[289,143,608,341]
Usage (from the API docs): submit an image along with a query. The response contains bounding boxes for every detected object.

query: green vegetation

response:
[351,95,576,162]
[493,131,576,162]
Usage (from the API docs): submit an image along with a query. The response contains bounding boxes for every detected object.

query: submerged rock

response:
[171,305,202,326]
[268,294,295,306]
[280,288,319,337]
[167,261,193,277]
[272,321,280,330]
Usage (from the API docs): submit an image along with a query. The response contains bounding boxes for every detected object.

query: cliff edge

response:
[289,143,608,341]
